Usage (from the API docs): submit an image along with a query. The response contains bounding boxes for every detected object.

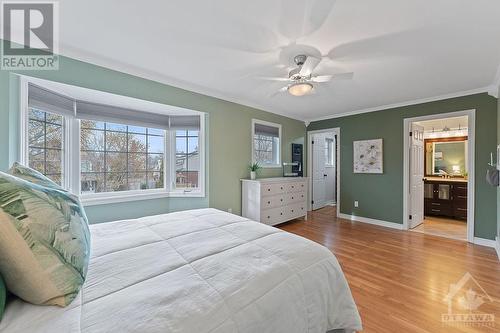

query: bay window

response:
[20,80,205,204]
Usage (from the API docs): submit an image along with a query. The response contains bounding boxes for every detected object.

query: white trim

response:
[19,77,29,165]
[251,118,282,168]
[473,237,497,248]
[487,86,498,98]
[403,109,476,243]
[495,237,500,261]
[338,213,404,230]
[306,87,491,123]
[307,127,340,217]
[489,64,500,98]
[80,189,204,206]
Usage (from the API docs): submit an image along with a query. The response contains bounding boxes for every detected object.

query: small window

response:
[27,108,64,185]
[252,120,281,167]
[325,138,335,167]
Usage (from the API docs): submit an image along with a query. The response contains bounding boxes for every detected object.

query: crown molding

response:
[306,86,493,123]
[56,43,498,125]
[490,63,500,98]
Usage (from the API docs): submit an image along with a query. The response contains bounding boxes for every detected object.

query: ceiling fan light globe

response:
[288,82,313,96]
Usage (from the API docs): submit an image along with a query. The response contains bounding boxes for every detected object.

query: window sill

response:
[80,189,205,206]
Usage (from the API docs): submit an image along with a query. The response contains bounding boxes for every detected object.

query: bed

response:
[0,208,362,333]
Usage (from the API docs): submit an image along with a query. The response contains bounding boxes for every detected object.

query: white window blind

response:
[28,83,75,117]
[29,83,201,130]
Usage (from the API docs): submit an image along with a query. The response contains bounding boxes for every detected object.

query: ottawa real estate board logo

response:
[442,272,495,328]
[1,1,59,70]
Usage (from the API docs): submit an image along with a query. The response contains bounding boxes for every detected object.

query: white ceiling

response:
[57,0,500,122]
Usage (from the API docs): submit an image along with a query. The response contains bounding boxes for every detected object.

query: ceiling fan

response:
[260,54,354,97]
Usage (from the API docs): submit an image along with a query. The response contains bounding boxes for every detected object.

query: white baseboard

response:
[338,213,404,230]
[495,237,500,261]
[473,237,497,248]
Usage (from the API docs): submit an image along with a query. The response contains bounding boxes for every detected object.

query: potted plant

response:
[248,162,261,180]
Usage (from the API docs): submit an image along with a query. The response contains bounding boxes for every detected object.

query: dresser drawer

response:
[285,192,306,204]
[261,195,286,209]
[427,205,452,216]
[261,207,287,225]
[285,181,306,193]
[454,207,468,220]
[261,183,286,197]
[285,202,307,219]
[453,184,467,196]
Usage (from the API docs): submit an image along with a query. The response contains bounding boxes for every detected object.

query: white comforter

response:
[1,208,361,333]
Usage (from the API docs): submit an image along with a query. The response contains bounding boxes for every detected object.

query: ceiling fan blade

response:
[257,76,291,82]
[278,0,336,40]
[299,56,321,76]
[311,72,354,83]
[310,75,332,83]
[270,86,289,98]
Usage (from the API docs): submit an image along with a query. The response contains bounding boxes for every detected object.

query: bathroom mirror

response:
[425,137,468,177]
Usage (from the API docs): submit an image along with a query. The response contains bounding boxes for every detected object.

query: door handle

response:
[323,174,328,177]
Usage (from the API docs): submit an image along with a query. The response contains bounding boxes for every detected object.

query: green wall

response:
[309,93,498,240]
[497,86,500,242]
[0,55,305,223]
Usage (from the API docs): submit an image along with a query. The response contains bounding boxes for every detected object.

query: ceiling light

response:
[288,82,313,96]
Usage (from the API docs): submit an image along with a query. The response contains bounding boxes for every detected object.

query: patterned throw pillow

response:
[0,171,90,307]
[8,162,62,190]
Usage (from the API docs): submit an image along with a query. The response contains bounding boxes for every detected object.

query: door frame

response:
[402,109,475,242]
[307,127,340,216]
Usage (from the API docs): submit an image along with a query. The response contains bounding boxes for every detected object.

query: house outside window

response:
[252,119,282,168]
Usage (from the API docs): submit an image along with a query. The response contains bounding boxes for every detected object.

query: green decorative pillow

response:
[0,171,90,307]
[8,162,62,190]
[0,274,6,321]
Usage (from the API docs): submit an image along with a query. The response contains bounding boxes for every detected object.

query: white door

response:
[312,134,327,210]
[409,123,425,228]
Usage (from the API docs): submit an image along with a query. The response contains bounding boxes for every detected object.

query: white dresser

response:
[241,177,308,226]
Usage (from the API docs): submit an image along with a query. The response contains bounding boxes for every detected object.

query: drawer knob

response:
[301,195,304,198]
[267,201,270,204]
[280,212,283,215]
[292,186,294,188]
[268,189,270,191]
[280,187,283,190]
[291,209,294,212]
[280,198,283,202]
[267,216,270,218]
[292,197,294,200]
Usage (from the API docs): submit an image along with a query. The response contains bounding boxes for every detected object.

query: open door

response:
[409,123,424,228]
[312,134,327,210]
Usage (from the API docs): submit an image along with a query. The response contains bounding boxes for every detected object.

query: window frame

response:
[19,78,206,206]
[251,119,282,168]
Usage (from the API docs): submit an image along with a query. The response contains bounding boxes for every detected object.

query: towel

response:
[486,168,499,186]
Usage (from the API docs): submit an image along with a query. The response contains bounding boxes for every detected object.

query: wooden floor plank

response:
[279,206,500,333]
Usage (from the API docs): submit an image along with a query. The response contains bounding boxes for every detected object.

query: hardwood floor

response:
[279,206,500,333]
[412,216,467,241]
